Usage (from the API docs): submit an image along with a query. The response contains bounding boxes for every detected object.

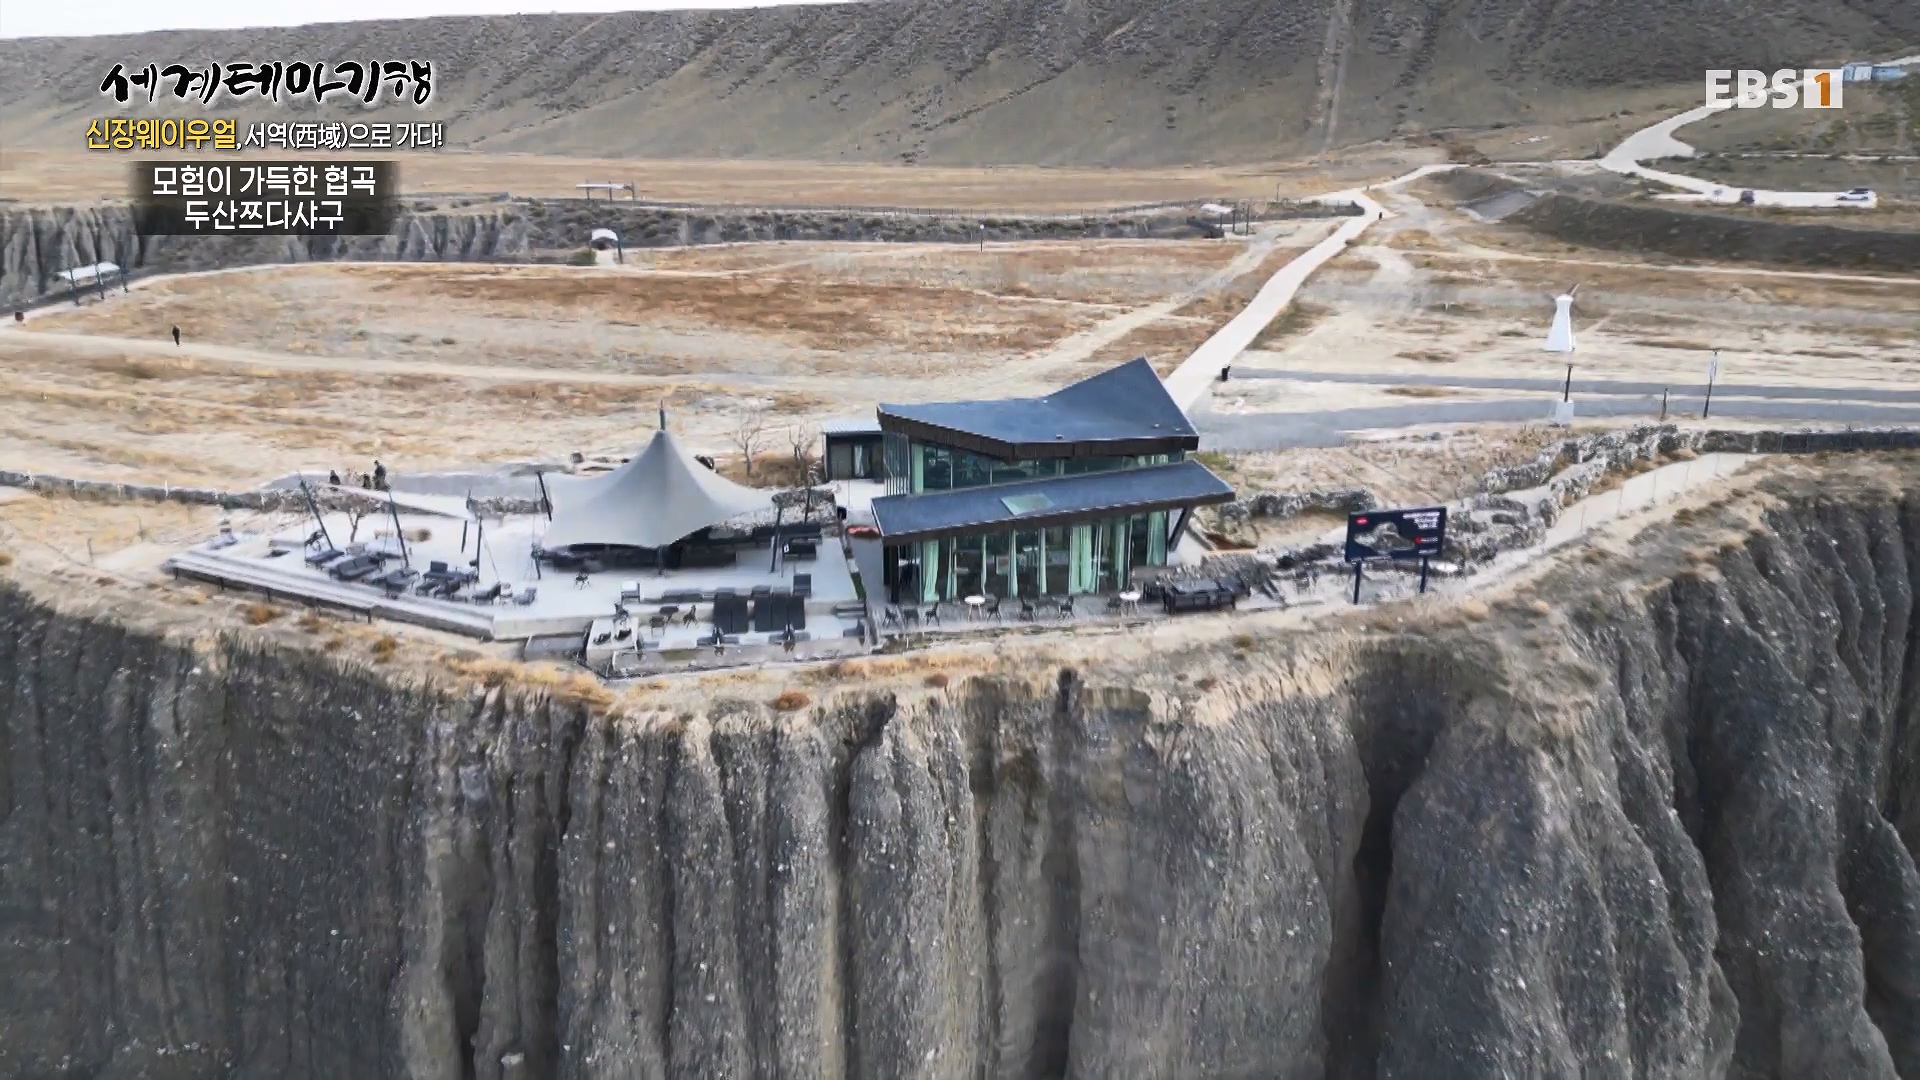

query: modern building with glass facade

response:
[868,358,1234,604]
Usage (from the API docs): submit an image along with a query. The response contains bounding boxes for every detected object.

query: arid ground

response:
[0,223,1338,485]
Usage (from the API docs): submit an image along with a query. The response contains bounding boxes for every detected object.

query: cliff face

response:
[0,201,1223,308]
[1,466,1917,1078]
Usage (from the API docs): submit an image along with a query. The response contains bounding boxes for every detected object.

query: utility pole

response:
[1660,388,1669,421]
[1562,363,1574,402]
[1703,351,1720,419]
[979,223,986,252]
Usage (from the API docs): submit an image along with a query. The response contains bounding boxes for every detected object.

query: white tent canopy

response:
[541,429,773,550]
[58,262,122,286]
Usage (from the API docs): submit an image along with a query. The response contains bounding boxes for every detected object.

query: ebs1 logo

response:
[1705,69,1843,109]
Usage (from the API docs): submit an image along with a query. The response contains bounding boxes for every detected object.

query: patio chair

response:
[681,606,699,626]
[792,573,812,599]
[648,614,668,638]
[573,571,590,589]
[1019,598,1036,622]
[514,587,537,606]
[983,596,1002,621]
[882,606,901,630]
[902,608,921,634]
[924,604,942,627]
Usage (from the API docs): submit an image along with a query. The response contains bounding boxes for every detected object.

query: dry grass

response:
[1386,229,1445,250]
[0,552,13,568]
[771,690,812,712]
[1630,337,1717,352]
[243,603,281,625]
[1252,301,1332,349]
[370,635,399,662]
[1397,348,1458,363]
[924,673,950,689]
[1383,385,1455,398]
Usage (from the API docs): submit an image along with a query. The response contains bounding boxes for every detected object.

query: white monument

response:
[1543,283,1580,353]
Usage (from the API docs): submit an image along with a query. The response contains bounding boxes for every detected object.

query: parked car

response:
[1837,187,1876,203]
[1737,190,1756,205]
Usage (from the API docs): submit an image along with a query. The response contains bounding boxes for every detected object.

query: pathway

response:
[1596,47,1919,207]
[1230,368,1920,404]
[1197,398,1920,452]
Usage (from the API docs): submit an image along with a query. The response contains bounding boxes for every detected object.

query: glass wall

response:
[887,509,1179,603]
[883,433,913,496]
[909,443,1180,494]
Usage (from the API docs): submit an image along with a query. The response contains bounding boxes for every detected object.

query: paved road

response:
[1597,48,1915,208]
[1230,368,1920,404]
[1197,397,1920,452]
[1162,188,1387,409]
[1160,166,1471,410]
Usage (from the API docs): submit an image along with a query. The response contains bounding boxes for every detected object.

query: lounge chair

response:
[330,554,382,582]
[791,573,812,599]
[514,587,537,606]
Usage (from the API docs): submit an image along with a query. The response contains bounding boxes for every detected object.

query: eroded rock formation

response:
[1,461,1916,1077]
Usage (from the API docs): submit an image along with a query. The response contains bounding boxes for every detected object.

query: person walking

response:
[372,460,388,491]
[12,311,22,324]
[171,325,180,347]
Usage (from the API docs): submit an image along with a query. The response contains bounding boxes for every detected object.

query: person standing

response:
[328,469,342,486]
[171,325,180,347]
[372,460,387,491]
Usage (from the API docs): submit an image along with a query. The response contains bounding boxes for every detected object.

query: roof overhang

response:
[876,412,1197,461]
[870,459,1232,544]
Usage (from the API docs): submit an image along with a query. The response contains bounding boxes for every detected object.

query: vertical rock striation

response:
[1,467,1916,1077]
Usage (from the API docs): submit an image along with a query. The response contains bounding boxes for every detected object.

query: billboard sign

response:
[1344,507,1447,563]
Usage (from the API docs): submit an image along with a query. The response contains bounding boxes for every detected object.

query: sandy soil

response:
[1229,187,1920,400]
[0,147,1421,208]
[1,230,1329,486]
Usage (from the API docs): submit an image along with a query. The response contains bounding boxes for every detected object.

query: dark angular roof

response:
[870,459,1233,543]
[877,358,1198,460]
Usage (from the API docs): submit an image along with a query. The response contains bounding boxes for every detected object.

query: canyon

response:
[1,456,1915,1078]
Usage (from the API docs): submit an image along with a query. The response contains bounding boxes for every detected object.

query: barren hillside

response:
[3,0,1917,165]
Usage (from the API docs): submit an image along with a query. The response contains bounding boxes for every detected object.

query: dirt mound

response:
[4,1,1917,165]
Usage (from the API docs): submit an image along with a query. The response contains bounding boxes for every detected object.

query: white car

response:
[1836,187,1876,204]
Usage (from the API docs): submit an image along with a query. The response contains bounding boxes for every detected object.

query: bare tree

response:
[732,406,770,479]
[787,422,820,477]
